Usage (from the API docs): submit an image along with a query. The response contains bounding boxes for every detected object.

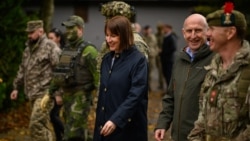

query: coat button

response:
[109,70,112,74]
[104,88,107,92]
[115,54,120,58]
[100,125,103,130]
[102,107,105,111]
[128,118,131,122]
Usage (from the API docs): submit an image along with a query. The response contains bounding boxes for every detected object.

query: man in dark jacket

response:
[154,13,214,141]
[160,24,177,86]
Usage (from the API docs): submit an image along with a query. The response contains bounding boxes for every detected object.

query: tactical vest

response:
[53,41,95,91]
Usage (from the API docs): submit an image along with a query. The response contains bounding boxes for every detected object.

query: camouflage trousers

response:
[205,134,250,141]
[155,55,164,88]
[205,135,230,141]
[62,90,91,141]
[148,55,157,89]
[29,97,55,141]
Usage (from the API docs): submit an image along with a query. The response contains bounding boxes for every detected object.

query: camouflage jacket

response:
[188,40,250,141]
[143,34,159,58]
[13,34,61,100]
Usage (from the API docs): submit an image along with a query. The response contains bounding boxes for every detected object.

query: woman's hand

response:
[100,120,116,136]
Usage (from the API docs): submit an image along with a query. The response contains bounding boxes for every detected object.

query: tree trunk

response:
[41,0,54,33]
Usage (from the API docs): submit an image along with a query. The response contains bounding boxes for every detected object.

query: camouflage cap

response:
[206,2,247,31]
[100,1,135,20]
[62,15,84,27]
[25,20,43,32]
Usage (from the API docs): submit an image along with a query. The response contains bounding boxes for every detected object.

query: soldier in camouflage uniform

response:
[188,2,250,141]
[10,20,61,141]
[41,15,99,141]
[96,1,149,72]
[155,22,165,90]
[142,25,159,91]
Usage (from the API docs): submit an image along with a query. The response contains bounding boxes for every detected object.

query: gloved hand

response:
[40,93,50,111]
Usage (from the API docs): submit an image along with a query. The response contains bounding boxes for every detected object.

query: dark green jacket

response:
[155,44,214,141]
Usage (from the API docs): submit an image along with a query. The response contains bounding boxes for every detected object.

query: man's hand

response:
[100,120,116,136]
[40,93,50,111]
[154,129,166,141]
[10,90,18,100]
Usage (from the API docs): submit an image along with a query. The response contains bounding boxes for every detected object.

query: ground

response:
[0,66,168,141]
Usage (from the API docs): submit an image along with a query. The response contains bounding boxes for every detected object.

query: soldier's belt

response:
[53,72,66,76]
[53,67,71,73]
[206,135,231,141]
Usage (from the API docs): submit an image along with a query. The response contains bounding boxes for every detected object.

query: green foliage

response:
[0,0,38,111]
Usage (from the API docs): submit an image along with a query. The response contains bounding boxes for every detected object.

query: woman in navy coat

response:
[93,15,149,141]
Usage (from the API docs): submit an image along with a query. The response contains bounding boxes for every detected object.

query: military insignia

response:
[221,2,235,26]
[209,89,218,107]
[224,13,232,24]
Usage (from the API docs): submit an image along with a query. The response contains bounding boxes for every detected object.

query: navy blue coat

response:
[93,46,148,141]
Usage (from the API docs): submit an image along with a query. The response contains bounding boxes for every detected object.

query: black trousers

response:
[50,99,64,141]
[161,58,173,86]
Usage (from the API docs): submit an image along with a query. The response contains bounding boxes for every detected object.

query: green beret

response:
[100,1,135,20]
[62,15,84,27]
[206,9,247,31]
[25,20,43,32]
